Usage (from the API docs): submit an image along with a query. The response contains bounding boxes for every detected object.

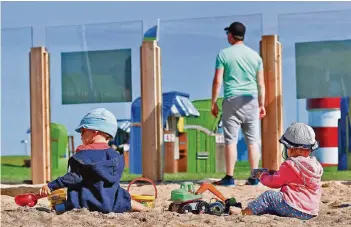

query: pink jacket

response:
[259,156,323,215]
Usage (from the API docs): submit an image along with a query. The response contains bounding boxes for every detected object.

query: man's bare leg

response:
[247,143,260,170]
[225,142,237,176]
[245,142,261,185]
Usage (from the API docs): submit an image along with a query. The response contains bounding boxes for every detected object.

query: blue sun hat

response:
[75,108,118,138]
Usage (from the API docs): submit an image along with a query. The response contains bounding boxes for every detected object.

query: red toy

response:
[14,193,46,207]
[14,189,67,214]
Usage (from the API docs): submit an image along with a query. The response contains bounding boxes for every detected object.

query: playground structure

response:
[183,99,249,173]
[307,98,340,167]
[305,96,351,169]
[26,123,72,169]
[129,91,200,174]
[183,99,223,174]
[116,98,250,174]
[28,26,284,183]
[339,97,351,170]
[110,119,131,169]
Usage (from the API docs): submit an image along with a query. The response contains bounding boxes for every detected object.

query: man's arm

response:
[212,53,225,105]
[257,69,265,107]
[212,68,224,104]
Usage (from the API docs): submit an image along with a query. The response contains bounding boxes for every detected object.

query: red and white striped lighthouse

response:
[306,98,340,167]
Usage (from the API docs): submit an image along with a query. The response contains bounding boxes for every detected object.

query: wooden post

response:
[67,135,75,157]
[140,39,164,182]
[260,35,283,171]
[178,133,188,172]
[164,130,177,173]
[30,47,51,184]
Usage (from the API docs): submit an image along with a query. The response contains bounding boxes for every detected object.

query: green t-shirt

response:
[215,44,263,99]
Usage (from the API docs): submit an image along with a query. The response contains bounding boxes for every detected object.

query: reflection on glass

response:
[61,49,132,104]
[295,40,351,99]
[159,15,262,101]
[279,10,351,167]
[278,10,351,127]
[45,21,143,145]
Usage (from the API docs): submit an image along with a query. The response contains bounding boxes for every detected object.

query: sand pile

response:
[1,181,350,227]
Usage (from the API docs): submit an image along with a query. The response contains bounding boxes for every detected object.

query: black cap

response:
[224,22,246,39]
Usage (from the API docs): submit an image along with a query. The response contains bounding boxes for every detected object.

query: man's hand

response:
[211,102,219,118]
[259,106,266,119]
[211,67,223,117]
[39,185,51,197]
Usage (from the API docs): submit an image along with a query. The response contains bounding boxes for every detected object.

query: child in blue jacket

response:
[40,108,146,213]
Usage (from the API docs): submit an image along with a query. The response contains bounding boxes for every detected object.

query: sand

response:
[1,180,351,227]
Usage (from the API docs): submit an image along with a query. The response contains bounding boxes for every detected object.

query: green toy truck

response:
[169,182,242,215]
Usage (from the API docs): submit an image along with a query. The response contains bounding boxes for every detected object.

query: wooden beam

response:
[44,51,51,182]
[155,44,164,181]
[260,35,283,171]
[276,42,283,150]
[30,47,51,184]
[140,40,164,182]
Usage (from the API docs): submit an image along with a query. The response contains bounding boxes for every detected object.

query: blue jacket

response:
[48,145,131,213]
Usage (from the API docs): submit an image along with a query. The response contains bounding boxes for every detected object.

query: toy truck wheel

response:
[209,201,225,216]
[179,204,192,214]
[196,201,209,214]
[168,203,176,212]
[169,203,181,213]
[54,203,65,214]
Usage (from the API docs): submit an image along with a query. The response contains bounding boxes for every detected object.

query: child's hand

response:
[39,185,51,196]
[255,171,264,179]
[251,168,268,179]
[268,170,277,175]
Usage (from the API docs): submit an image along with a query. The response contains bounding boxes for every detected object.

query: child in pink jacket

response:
[240,122,323,220]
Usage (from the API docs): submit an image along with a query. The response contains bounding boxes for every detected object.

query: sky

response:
[1,1,351,156]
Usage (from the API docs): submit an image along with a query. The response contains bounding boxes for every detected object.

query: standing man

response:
[211,22,266,186]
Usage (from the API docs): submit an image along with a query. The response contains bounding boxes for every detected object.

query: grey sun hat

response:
[279,122,319,151]
[75,108,118,138]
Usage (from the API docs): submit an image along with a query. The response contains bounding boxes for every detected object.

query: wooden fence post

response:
[140,26,164,182]
[30,47,51,184]
[260,35,283,171]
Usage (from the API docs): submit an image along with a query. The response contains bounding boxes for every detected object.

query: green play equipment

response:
[184,98,223,173]
[50,123,68,169]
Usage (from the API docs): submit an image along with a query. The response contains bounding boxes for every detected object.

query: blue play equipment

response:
[111,119,130,147]
[338,97,351,170]
[129,91,200,174]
